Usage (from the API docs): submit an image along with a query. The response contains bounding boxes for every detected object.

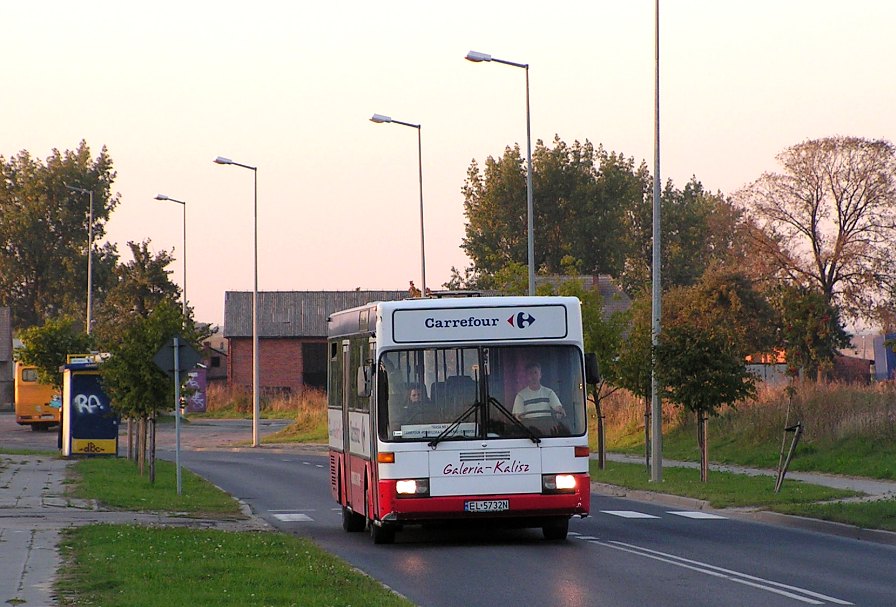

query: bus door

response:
[340,340,358,511]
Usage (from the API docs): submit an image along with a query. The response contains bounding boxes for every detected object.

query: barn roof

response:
[223,291,407,338]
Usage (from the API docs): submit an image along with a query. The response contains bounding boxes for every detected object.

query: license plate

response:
[464,499,509,513]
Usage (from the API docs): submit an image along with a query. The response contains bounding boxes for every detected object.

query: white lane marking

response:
[272,513,314,522]
[601,510,661,519]
[668,511,727,520]
[585,539,852,605]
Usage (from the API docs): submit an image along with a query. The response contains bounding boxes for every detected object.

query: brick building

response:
[223,290,405,394]
[0,307,12,410]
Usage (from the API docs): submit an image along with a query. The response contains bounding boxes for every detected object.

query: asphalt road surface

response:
[175,447,894,607]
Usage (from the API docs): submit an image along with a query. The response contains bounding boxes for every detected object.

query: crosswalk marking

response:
[272,513,314,522]
[597,510,727,520]
[669,511,727,520]
[601,510,661,519]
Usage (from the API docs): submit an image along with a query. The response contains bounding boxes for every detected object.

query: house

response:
[223,290,406,394]
[535,275,631,318]
[201,331,228,385]
[0,307,12,411]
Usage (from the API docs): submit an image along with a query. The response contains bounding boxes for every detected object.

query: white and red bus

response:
[328,295,597,544]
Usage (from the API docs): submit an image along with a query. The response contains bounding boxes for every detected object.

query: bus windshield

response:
[378,345,586,442]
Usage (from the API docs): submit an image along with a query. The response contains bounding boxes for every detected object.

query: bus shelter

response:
[61,358,118,457]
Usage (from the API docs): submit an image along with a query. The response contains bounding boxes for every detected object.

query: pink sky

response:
[4,1,894,326]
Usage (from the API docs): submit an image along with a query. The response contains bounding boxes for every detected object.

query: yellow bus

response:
[14,362,61,431]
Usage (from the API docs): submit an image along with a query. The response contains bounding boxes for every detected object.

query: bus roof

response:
[327,296,583,346]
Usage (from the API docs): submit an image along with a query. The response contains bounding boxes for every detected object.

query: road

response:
[175,447,893,607]
[2,413,894,606]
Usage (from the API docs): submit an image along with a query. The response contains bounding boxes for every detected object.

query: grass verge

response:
[609,425,896,480]
[772,497,896,532]
[69,457,242,516]
[59,457,412,607]
[589,460,859,509]
[57,525,413,607]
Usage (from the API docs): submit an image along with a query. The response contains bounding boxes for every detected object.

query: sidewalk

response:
[601,452,896,500]
[0,454,268,606]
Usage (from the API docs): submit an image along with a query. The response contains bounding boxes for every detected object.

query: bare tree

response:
[737,136,896,323]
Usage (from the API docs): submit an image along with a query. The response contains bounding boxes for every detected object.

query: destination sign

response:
[391,304,568,343]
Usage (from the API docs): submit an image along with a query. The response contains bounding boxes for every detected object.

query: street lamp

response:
[369,113,427,294]
[64,184,94,334]
[154,194,188,321]
[213,156,260,448]
[465,50,535,296]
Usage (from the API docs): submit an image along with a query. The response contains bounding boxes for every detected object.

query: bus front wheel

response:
[542,517,569,540]
[370,521,396,545]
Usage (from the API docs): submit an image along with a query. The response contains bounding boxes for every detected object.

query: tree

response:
[655,323,757,482]
[664,267,777,359]
[92,239,182,343]
[774,286,851,381]
[654,272,772,481]
[460,138,647,283]
[92,241,203,480]
[621,178,753,295]
[737,136,896,323]
[612,291,655,468]
[555,276,628,468]
[0,141,120,329]
[15,317,93,390]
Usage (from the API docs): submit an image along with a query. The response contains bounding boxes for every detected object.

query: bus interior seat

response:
[389,381,407,405]
[430,381,447,406]
[445,375,476,416]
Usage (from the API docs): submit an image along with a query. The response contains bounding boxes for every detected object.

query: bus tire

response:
[370,522,396,545]
[342,506,365,532]
[542,517,569,541]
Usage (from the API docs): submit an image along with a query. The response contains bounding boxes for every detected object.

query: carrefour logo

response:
[425,316,500,329]
[508,312,536,329]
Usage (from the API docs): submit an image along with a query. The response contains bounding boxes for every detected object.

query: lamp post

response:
[213,156,260,448]
[465,50,535,296]
[369,113,427,294]
[154,194,187,320]
[650,0,664,483]
[64,184,94,334]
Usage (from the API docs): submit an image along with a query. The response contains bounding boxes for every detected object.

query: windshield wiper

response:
[487,397,541,444]
[428,401,480,449]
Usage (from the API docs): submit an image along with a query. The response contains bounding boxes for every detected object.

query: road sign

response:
[153,338,202,377]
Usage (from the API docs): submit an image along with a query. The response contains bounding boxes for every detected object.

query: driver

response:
[512,361,565,422]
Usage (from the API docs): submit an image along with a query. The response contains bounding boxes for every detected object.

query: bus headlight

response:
[395,479,430,497]
[542,474,577,494]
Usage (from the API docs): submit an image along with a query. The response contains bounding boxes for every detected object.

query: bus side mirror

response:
[357,363,373,398]
[584,353,601,385]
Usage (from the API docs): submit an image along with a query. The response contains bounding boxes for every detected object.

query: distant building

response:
[223,290,406,394]
[535,275,631,318]
[0,307,11,410]
[871,334,896,381]
[201,329,228,385]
